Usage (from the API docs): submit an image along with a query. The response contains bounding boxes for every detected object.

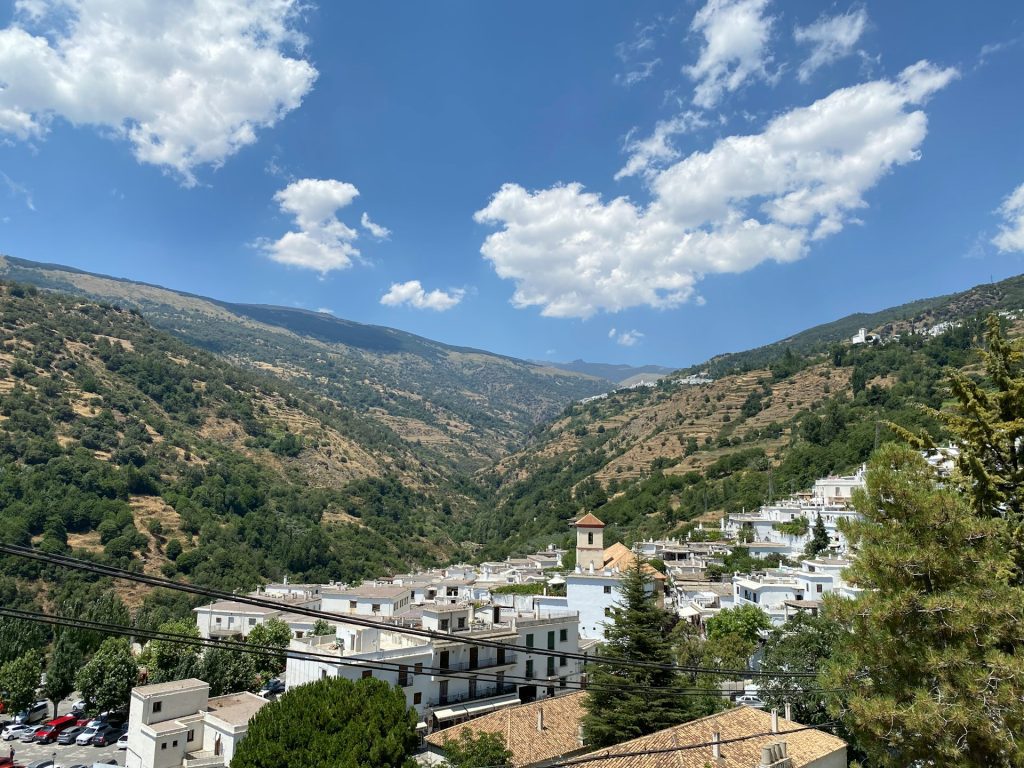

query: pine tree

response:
[822,444,1024,766]
[582,558,707,748]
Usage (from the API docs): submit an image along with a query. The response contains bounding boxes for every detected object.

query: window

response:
[559,628,567,642]
[468,678,477,698]
[547,631,555,650]
[295,631,304,639]
[172,740,178,748]
[440,619,450,632]
[559,655,567,667]
[457,617,466,630]
[603,585,612,594]
[321,669,328,679]
[349,600,357,611]
[361,670,372,679]
[559,677,567,688]
[414,662,423,675]
[497,647,506,665]
[371,603,380,614]
[413,692,422,705]
[248,618,256,626]
[398,665,409,687]
[215,617,222,624]
[587,532,593,545]
[153,701,162,714]
[161,743,167,751]
[187,730,194,743]
[525,660,534,678]
[816,583,823,593]
[547,656,555,676]
[546,685,555,698]
[526,634,534,648]
[439,680,448,705]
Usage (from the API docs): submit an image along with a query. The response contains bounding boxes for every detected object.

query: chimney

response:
[784,702,791,722]
[771,708,779,733]
[537,707,544,732]
[712,731,721,759]
[577,725,585,747]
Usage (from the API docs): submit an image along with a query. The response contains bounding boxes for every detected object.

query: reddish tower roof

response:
[573,512,605,528]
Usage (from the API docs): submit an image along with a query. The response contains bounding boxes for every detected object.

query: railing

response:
[432,654,517,674]
[428,683,517,708]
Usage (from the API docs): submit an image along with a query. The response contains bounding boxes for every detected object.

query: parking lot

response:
[3,695,122,768]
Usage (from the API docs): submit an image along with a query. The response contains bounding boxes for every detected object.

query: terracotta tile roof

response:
[426,692,588,767]
[568,707,846,768]
[603,542,666,581]
[574,513,606,528]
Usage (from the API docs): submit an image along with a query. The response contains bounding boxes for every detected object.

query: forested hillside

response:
[471,309,1017,557]
[0,282,492,610]
[0,255,608,470]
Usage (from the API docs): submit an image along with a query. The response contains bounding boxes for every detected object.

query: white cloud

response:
[609,328,644,347]
[360,212,391,240]
[380,280,464,311]
[794,8,868,82]
[616,111,709,180]
[263,178,367,274]
[993,183,1024,253]
[0,0,317,185]
[476,62,957,319]
[0,170,35,211]
[686,0,774,109]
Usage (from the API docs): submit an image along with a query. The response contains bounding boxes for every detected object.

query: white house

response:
[320,583,415,618]
[285,604,582,732]
[124,678,266,768]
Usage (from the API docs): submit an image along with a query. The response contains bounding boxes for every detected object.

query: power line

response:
[0,543,819,679]
[0,607,848,701]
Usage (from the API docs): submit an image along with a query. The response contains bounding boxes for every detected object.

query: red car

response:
[33,715,77,744]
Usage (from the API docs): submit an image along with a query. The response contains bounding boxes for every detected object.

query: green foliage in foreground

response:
[75,637,138,713]
[823,444,1024,767]
[438,729,513,768]
[231,677,417,768]
[0,649,41,714]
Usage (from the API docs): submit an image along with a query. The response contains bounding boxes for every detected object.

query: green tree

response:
[438,729,512,768]
[231,677,417,768]
[43,632,83,718]
[0,650,42,715]
[759,612,839,725]
[803,513,829,557]
[198,645,257,696]
[582,558,706,748]
[0,617,46,666]
[246,618,293,679]
[822,444,1024,766]
[704,605,770,646]
[76,637,139,713]
[311,619,335,637]
[146,619,200,683]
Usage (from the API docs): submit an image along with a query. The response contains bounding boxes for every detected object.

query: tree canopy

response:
[823,443,1024,766]
[231,677,417,768]
[76,637,138,713]
[438,729,512,768]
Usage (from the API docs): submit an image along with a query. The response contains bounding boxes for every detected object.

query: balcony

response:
[428,682,517,708]
[432,653,517,675]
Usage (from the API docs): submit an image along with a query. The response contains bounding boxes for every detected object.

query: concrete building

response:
[285,605,582,732]
[124,679,267,768]
[320,583,414,618]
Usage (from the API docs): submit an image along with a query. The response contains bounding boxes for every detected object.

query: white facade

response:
[320,584,414,618]
[731,558,858,625]
[285,606,582,731]
[124,679,266,768]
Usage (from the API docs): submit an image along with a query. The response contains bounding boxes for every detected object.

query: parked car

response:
[91,723,118,746]
[258,678,285,698]
[735,694,766,708]
[33,715,77,744]
[13,701,48,725]
[25,760,54,768]
[76,725,102,745]
[116,730,129,750]
[20,725,39,742]
[0,757,14,768]
[69,700,87,715]
[2,722,33,741]
[57,725,85,745]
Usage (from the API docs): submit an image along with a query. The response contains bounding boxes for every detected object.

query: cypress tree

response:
[582,558,707,748]
[804,512,829,557]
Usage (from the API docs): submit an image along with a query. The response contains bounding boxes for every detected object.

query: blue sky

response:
[0,1,1022,368]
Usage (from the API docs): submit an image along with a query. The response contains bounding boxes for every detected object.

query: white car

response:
[76,724,101,745]
[2,722,33,740]
[117,732,129,749]
[735,694,766,708]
